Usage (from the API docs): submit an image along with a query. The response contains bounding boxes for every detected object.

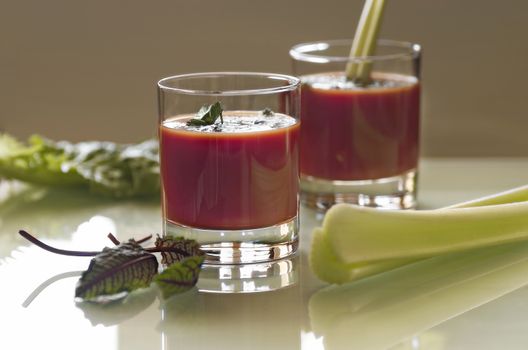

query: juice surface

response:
[300,72,420,181]
[160,111,300,230]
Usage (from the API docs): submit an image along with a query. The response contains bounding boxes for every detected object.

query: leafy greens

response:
[19,230,205,302]
[75,240,159,301]
[0,134,159,198]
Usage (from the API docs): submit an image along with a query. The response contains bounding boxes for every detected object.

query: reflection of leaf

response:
[155,235,204,265]
[75,240,158,301]
[154,256,204,299]
[23,270,84,307]
[159,287,200,315]
[78,286,157,326]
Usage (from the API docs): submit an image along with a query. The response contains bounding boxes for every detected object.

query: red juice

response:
[160,111,300,230]
[300,72,420,181]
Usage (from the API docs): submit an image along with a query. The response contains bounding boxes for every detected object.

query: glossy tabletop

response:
[1,158,528,350]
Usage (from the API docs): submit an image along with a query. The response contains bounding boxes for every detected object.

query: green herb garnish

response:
[186,101,224,126]
[19,230,205,301]
[261,108,274,117]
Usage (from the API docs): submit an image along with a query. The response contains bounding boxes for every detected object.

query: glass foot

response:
[197,256,299,293]
[164,216,299,264]
[301,169,417,212]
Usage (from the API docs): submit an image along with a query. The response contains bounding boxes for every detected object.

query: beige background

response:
[2,0,527,156]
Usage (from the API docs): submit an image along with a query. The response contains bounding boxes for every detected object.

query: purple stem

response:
[19,230,191,257]
[107,233,121,246]
[19,230,99,257]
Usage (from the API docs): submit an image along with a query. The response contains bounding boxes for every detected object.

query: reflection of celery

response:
[311,186,528,284]
[309,240,528,350]
[0,134,159,198]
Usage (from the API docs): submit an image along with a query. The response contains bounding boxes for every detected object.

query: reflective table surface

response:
[1,158,528,350]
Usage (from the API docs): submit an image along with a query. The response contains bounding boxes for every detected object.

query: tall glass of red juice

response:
[157,72,301,264]
[290,40,421,211]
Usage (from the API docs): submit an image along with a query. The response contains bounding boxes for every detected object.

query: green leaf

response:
[0,134,84,186]
[72,139,160,198]
[261,108,275,117]
[186,102,223,126]
[0,133,26,158]
[154,255,205,299]
[75,240,159,301]
[0,133,160,198]
[154,235,204,265]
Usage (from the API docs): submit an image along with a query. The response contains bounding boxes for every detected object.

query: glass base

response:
[164,216,299,264]
[301,169,417,212]
[197,256,298,293]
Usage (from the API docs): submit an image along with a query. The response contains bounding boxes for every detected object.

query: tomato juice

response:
[300,72,420,181]
[160,112,300,230]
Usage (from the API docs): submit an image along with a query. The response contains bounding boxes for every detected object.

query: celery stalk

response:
[345,0,386,84]
[446,185,528,208]
[310,185,528,284]
[311,228,419,284]
[326,202,528,264]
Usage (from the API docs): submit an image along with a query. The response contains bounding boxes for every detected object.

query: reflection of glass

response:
[290,40,421,211]
[160,274,302,350]
[77,257,300,349]
[197,255,298,293]
[309,241,528,350]
[158,72,301,264]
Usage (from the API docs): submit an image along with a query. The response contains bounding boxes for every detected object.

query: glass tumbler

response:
[157,72,301,264]
[290,39,421,211]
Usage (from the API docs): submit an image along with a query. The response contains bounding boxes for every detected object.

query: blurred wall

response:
[2,0,527,156]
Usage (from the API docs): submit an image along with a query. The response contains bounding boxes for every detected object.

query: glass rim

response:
[289,39,421,63]
[157,72,301,96]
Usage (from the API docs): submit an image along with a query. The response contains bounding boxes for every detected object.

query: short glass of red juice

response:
[157,72,301,264]
[290,40,421,211]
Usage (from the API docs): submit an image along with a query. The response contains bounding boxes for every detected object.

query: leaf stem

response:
[19,230,195,259]
[107,233,152,246]
[145,246,195,256]
[107,233,121,246]
[136,234,153,244]
[19,230,100,256]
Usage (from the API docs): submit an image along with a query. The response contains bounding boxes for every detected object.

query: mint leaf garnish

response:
[154,255,205,299]
[186,101,223,126]
[75,240,158,302]
[261,108,274,117]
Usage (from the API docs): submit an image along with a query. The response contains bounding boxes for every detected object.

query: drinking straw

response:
[345,0,387,84]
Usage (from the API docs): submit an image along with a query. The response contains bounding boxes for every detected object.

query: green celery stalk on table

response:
[311,186,528,284]
[0,133,160,198]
